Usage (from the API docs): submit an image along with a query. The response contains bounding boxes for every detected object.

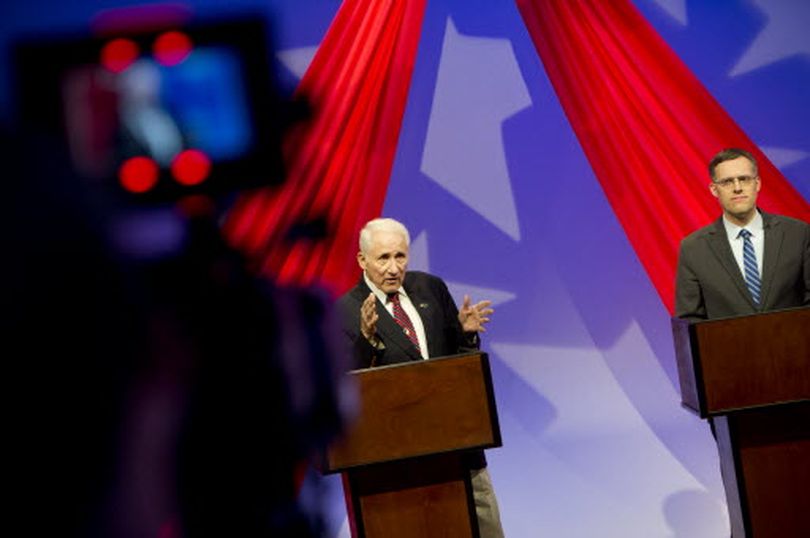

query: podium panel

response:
[325,352,500,472]
[672,307,810,537]
[673,307,810,417]
[346,453,477,538]
[323,352,501,538]
[715,403,810,537]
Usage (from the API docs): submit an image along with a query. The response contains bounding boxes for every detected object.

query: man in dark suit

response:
[674,148,809,537]
[337,217,505,538]
[675,147,810,321]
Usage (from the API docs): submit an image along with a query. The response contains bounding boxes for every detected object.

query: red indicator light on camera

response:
[171,149,211,186]
[119,156,160,193]
[101,38,140,73]
[153,30,193,66]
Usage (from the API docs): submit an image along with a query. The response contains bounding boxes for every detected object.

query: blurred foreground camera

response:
[6,11,350,538]
[12,15,285,205]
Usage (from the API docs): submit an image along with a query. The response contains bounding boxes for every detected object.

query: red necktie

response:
[388,293,421,353]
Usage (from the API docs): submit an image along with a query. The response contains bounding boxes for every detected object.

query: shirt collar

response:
[722,209,763,240]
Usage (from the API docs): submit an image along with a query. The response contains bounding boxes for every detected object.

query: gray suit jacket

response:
[674,211,810,321]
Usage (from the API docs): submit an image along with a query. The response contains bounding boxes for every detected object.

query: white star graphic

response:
[276,45,319,80]
[759,145,809,169]
[491,320,727,535]
[407,231,515,307]
[421,17,531,241]
[730,0,810,76]
[649,0,688,25]
[407,231,430,272]
[446,281,516,309]
[333,517,350,538]
[493,320,682,438]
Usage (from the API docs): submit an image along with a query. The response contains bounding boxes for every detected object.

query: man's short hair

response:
[708,148,758,180]
[359,218,410,254]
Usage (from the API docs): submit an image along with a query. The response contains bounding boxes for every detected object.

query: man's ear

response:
[357,251,366,270]
[709,182,719,199]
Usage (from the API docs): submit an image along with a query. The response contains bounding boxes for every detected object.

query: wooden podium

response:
[322,352,501,538]
[672,307,810,538]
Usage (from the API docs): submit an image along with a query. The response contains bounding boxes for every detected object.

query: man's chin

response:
[724,206,756,224]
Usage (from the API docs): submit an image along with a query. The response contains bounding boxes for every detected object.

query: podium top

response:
[672,306,810,417]
[686,305,810,325]
[324,352,501,472]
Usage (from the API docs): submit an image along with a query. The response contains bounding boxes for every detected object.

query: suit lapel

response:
[759,212,783,308]
[705,218,758,310]
[405,277,438,358]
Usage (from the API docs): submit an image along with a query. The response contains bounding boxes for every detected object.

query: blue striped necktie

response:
[738,229,761,305]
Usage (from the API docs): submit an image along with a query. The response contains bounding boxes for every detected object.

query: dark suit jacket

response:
[675,211,810,321]
[337,271,479,369]
[337,270,485,468]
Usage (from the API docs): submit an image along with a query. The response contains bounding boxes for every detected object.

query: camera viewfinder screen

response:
[62,44,253,181]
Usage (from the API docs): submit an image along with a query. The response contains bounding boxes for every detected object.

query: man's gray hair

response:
[359,218,410,254]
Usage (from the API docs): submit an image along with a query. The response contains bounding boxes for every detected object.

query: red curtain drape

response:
[223,0,427,296]
[516,0,810,314]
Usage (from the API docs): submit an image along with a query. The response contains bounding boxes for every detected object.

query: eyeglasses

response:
[713,175,757,189]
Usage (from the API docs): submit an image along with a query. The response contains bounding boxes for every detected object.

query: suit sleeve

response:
[674,239,707,322]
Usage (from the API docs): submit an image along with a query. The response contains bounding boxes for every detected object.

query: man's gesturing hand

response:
[360,292,379,341]
[458,294,493,333]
